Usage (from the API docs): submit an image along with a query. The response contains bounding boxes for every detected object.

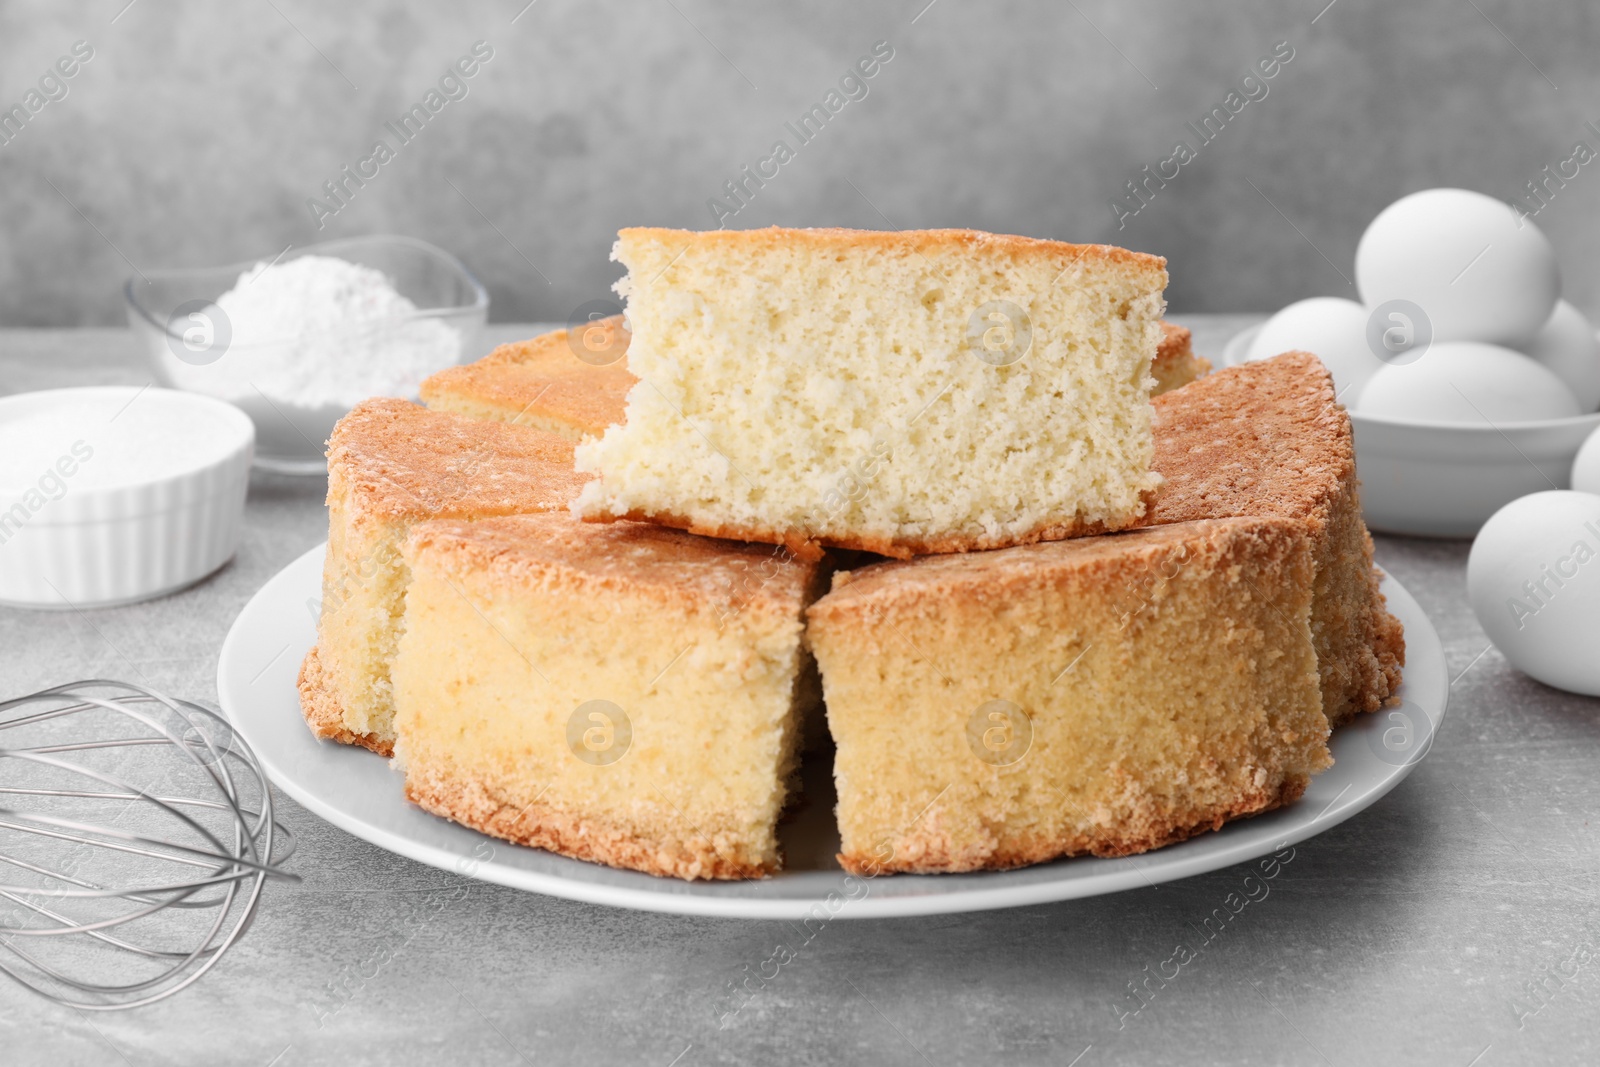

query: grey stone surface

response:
[2,319,1599,1066]
[3,2,1600,330]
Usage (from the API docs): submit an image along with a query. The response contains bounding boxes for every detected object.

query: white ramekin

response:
[0,386,254,609]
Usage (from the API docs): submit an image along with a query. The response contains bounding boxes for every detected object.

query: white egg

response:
[1357,341,1581,423]
[1355,188,1559,346]
[1522,300,1600,412]
[1246,297,1380,401]
[1574,425,1600,495]
[1467,490,1600,696]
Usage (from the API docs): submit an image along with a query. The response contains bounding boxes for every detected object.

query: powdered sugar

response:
[187,255,462,408]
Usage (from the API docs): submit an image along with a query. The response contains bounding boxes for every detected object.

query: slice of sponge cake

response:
[391,513,823,879]
[1149,351,1404,727]
[807,517,1328,875]
[419,317,634,439]
[574,227,1169,559]
[298,399,585,756]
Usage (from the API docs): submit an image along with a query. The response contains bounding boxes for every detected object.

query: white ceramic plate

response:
[219,544,1447,919]
[1223,323,1600,537]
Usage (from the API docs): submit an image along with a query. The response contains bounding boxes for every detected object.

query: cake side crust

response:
[838,775,1308,876]
[1147,350,1404,723]
[296,645,393,757]
[404,761,774,881]
[1370,564,1407,702]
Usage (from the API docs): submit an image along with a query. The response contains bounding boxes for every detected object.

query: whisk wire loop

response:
[0,679,297,1009]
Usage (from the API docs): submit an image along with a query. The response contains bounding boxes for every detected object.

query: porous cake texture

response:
[419,317,634,439]
[1150,322,1211,395]
[391,513,824,880]
[1149,351,1404,726]
[424,314,1203,429]
[808,517,1330,875]
[574,227,1170,559]
[299,399,586,756]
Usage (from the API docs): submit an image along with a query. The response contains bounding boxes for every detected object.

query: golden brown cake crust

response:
[1157,321,1191,359]
[620,225,1167,276]
[404,762,772,880]
[327,398,587,523]
[1150,350,1349,524]
[1366,547,1407,706]
[1147,351,1405,723]
[419,318,633,438]
[296,645,393,757]
[587,489,1159,562]
[814,518,1270,615]
[1150,321,1212,396]
[408,512,817,617]
[838,776,1308,876]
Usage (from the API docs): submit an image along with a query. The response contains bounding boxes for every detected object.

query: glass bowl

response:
[126,235,488,475]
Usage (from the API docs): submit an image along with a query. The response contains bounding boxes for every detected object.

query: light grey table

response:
[2,318,1596,1067]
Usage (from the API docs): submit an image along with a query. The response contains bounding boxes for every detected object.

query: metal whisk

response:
[0,679,298,1010]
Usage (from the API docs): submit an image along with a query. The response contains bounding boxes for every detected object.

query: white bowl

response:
[1222,324,1600,537]
[0,387,253,608]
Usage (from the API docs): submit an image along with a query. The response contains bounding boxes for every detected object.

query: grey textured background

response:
[2,0,1599,328]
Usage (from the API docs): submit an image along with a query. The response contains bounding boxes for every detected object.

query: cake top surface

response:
[1148,351,1353,527]
[811,516,1298,617]
[407,512,819,616]
[327,398,586,520]
[419,321,633,434]
[618,226,1167,274]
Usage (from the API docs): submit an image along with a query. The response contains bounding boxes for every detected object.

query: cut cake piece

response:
[1149,351,1404,727]
[574,226,1169,560]
[298,399,586,756]
[391,513,824,880]
[807,517,1329,875]
[424,314,1203,426]
[1150,322,1211,395]
[419,316,634,439]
